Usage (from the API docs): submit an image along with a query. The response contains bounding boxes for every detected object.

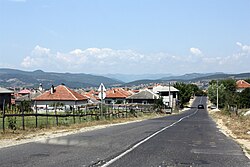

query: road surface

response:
[0,97,249,167]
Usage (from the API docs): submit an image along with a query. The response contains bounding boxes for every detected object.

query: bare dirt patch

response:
[208,107,250,159]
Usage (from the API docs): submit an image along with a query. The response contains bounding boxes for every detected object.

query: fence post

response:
[118,106,120,118]
[35,101,38,128]
[85,105,87,121]
[46,104,48,128]
[21,102,25,130]
[55,103,58,126]
[2,99,5,132]
[73,106,76,124]
[78,106,81,123]
[125,105,128,118]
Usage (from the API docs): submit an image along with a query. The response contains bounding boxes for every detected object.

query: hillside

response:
[0,68,123,89]
[123,72,250,87]
[160,72,224,81]
[190,73,250,82]
[103,73,172,82]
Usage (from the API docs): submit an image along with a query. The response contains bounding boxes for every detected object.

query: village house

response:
[18,89,31,96]
[236,80,250,92]
[15,90,43,106]
[33,85,88,111]
[15,84,45,106]
[0,87,14,110]
[126,89,159,104]
[105,88,133,104]
[152,85,179,108]
[81,91,100,104]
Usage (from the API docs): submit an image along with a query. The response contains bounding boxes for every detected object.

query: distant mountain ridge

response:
[102,73,172,82]
[123,72,250,86]
[1,68,249,88]
[0,68,123,89]
[160,72,224,81]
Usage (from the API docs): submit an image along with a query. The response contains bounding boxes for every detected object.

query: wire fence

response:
[0,103,155,132]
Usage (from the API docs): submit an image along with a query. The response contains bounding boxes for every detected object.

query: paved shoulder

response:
[104,97,250,167]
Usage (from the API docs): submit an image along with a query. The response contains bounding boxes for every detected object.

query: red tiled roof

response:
[89,90,98,95]
[106,88,132,99]
[18,89,31,94]
[82,92,98,100]
[132,90,140,93]
[34,85,87,101]
[236,80,250,89]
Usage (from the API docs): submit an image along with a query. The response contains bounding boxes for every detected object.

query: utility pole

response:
[216,80,219,109]
[169,82,171,109]
[101,86,103,116]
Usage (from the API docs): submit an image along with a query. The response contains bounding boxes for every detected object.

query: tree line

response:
[173,82,206,108]
[207,79,250,111]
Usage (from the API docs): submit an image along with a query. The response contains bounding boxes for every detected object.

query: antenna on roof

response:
[51,85,55,94]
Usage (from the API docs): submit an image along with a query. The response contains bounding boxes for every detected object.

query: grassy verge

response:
[209,110,250,140]
[209,108,250,159]
[0,112,165,141]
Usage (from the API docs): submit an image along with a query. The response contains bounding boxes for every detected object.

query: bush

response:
[7,117,17,131]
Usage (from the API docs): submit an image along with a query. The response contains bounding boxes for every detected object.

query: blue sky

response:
[0,0,250,75]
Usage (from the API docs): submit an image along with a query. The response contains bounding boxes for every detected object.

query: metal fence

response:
[0,103,154,132]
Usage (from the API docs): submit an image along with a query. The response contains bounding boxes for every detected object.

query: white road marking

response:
[101,104,201,167]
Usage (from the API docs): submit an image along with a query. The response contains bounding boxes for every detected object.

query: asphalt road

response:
[0,97,249,167]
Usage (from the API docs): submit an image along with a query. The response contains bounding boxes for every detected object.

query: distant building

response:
[152,85,179,108]
[0,87,14,109]
[127,89,159,104]
[18,89,31,96]
[34,85,88,111]
[105,88,133,104]
[236,80,250,92]
[81,92,100,104]
[15,90,43,106]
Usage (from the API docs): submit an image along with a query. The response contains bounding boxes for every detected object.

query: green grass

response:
[0,108,141,131]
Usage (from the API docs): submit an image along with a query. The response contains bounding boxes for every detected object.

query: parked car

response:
[198,104,204,109]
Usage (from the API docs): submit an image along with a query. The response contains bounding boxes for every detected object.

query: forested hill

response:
[0,68,123,88]
[123,72,250,87]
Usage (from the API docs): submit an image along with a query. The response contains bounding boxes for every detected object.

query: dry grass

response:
[209,109,250,159]
[210,110,250,140]
[0,112,164,141]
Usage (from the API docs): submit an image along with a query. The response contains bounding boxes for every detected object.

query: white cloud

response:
[31,45,50,56]
[236,42,250,53]
[20,43,250,74]
[190,47,202,56]
[21,56,35,68]
[21,46,147,73]
[199,42,250,72]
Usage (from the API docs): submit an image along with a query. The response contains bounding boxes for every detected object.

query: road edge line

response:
[101,109,198,167]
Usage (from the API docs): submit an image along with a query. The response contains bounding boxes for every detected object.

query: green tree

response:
[238,88,250,108]
[174,82,203,108]
[207,82,226,108]
[153,97,164,112]
[208,79,238,109]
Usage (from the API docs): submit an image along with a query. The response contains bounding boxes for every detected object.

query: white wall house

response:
[33,85,88,112]
[152,85,179,108]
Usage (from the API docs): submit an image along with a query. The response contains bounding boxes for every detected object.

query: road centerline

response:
[100,109,199,167]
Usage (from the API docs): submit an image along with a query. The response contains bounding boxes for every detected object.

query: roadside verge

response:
[207,102,250,159]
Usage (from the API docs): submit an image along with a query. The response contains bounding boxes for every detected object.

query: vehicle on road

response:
[198,104,204,109]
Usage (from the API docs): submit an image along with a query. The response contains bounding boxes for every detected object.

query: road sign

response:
[98,83,106,100]
[98,92,106,99]
[98,83,106,92]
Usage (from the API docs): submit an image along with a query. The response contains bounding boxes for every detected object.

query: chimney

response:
[39,83,43,91]
[51,85,55,94]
